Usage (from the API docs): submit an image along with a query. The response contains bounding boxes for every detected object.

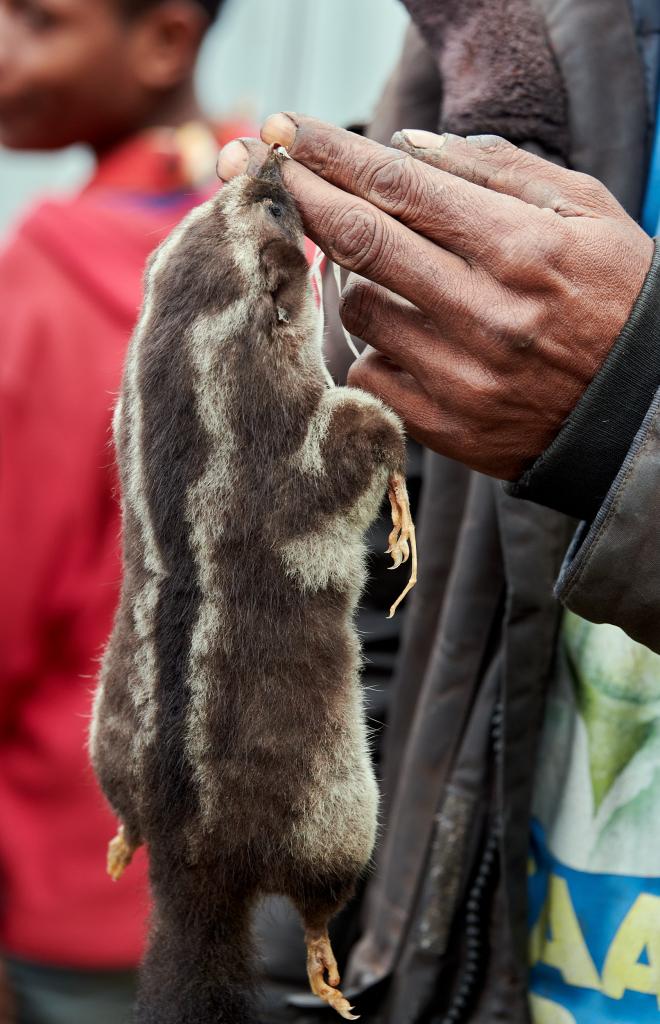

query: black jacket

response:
[343,2,660,1021]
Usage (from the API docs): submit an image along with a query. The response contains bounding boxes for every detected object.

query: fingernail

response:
[261,112,297,149]
[466,133,504,149]
[216,139,250,181]
[400,129,448,149]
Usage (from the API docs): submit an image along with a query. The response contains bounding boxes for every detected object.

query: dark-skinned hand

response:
[217,114,653,480]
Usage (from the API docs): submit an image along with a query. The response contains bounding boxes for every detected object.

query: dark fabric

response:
[403,0,569,158]
[348,469,508,1014]
[338,2,652,1023]
[557,387,660,652]
[491,487,571,962]
[368,21,442,146]
[508,237,660,521]
[4,957,137,1024]
[630,0,660,143]
[530,0,649,217]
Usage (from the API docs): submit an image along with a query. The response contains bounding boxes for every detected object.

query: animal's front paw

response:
[386,471,417,618]
[387,522,411,570]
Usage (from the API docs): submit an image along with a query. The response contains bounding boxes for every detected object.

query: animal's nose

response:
[256,147,286,185]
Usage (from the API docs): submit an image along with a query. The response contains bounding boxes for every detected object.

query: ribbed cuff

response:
[506,236,660,521]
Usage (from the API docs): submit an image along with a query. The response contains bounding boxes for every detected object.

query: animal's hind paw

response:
[305,930,359,1020]
[107,825,135,882]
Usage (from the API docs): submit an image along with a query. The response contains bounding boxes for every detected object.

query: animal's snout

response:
[257,146,288,185]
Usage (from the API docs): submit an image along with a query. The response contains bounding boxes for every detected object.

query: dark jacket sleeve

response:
[555,386,660,652]
[507,237,660,521]
[505,239,660,650]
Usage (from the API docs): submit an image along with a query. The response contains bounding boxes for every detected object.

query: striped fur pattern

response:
[90,154,405,1023]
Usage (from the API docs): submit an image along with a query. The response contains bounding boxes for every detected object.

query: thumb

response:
[392,130,622,217]
[216,137,270,181]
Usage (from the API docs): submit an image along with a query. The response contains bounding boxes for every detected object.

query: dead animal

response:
[90,149,416,1024]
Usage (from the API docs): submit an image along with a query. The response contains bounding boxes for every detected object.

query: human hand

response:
[217,115,653,479]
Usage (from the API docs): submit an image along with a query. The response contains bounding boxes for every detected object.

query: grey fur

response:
[90,153,405,1023]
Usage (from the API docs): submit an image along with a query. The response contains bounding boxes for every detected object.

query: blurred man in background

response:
[0,1,249,1021]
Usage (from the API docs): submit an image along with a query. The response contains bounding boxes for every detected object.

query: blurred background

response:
[0,1,412,1021]
[0,0,408,236]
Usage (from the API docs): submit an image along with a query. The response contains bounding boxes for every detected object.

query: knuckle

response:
[347,353,389,398]
[340,278,379,337]
[296,130,343,178]
[322,204,389,275]
[493,219,565,282]
[473,365,505,405]
[468,135,540,176]
[508,303,544,350]
[359,153,430,219]
[540,218,574,272]
[359,153,406,201]
[551,170,613,214]
[487,149,536,184]
[346,357,372,392]
[467,133,512,154]
[484,297,544,354]
[570,170,605,199]
[492,223,534,272]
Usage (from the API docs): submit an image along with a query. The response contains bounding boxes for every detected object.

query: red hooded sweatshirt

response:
[0,122,256,968]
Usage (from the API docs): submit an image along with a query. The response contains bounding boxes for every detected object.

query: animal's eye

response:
[269,203,283,218]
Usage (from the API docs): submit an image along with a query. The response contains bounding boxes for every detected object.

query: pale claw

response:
[107,825,135,882]
[387,537,409,568]
[387,471,418,618]
[387,525,400,552]
[305,930,359,1020]
[388,548,403,570]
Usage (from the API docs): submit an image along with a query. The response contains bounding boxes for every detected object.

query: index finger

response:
[260,112,537,263]
[217,137,498,324]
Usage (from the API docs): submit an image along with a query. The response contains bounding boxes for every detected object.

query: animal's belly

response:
[180,633,377,854]
[293,742,379,875]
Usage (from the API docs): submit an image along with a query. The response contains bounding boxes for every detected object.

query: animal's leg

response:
[304,922,358,1021]
[107,824,139,882]
[386,470,418,618]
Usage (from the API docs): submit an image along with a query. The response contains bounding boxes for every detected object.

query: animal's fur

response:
[90,153,405,1023]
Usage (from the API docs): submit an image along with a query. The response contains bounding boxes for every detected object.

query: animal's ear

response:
[260,239,307,293]
[261,241,286,293]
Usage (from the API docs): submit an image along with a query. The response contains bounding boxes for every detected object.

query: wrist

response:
[507,236,660,520]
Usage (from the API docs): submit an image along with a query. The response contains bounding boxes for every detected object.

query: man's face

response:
[0,0,148,150]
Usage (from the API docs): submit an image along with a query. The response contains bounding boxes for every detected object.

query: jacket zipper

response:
[437,701,503,1024]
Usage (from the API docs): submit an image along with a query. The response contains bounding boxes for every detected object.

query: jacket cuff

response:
[555,386,660,651]
[506,237,660,521]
